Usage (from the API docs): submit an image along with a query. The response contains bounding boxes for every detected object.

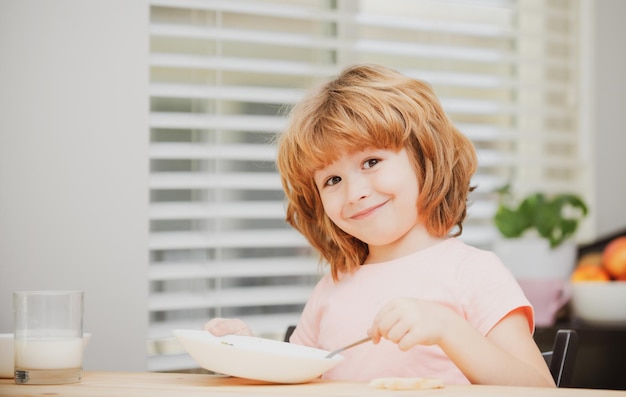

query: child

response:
[204,64,555,387]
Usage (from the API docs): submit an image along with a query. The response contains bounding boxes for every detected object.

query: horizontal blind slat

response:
[150,172,281,190]
[150,143,276,161]
[148,312,303,341]
[149,112,286,132]
[354,40,511,62]
[147,354,198,372]
[150,24,341,50]
[150,201,285,220]
[150,83,303,103]
[354,13,514,37]
[149,286,314,311]
[149,230,307,250]
[150,0,340,21]
[149,257,320,281]
[150,53,338,77]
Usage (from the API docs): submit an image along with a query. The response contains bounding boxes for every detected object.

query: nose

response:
[345,174,371,205]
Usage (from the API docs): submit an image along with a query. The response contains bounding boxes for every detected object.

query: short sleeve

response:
[460,250,534,335]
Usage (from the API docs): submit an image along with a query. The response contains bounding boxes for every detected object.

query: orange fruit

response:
[576,252,603,267]
[602,236,626,280]
[571,263,611,282]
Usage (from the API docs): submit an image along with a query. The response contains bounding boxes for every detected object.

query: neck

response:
[364,227,448,264]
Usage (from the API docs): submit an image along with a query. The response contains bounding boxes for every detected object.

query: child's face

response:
[313,147,421,249]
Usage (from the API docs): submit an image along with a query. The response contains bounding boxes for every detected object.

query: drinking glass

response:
[13,290,84,385]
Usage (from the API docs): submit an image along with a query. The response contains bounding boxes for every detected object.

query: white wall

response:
[0,0,624,372]
[592,0,626,239]
[0,1,149,370]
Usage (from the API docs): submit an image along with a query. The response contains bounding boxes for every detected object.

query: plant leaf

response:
[493,189,589,249]
[494,206,530,237]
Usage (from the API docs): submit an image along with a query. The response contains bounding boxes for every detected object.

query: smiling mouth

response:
[350,201,388,219]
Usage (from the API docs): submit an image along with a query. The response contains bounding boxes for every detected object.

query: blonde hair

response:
[276,64,477,281]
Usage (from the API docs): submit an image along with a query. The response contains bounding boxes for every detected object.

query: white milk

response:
[15,337,83,370]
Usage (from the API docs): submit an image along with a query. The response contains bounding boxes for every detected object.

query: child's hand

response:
[203,317,253,336]
[367,297,454,351]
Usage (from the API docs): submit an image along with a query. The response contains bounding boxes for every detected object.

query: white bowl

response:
[0,333,92,378]
[571,282,626,326]
[0,334,13,378]
[173,329,342,384]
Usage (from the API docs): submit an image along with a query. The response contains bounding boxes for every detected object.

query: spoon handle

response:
[325,336,372,358]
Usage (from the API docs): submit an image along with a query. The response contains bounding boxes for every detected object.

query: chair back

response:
[542,329,579,387]
[284,325,296,342]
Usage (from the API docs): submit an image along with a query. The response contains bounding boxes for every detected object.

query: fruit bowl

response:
[571,281,626,326]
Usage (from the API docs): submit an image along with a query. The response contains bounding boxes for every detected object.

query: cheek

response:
[319,194,344,223]
[390,174,420,211]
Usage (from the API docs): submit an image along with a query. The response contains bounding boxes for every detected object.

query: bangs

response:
[295,92,408,173]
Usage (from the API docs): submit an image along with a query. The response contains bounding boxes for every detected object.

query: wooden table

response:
[1,372,625,397]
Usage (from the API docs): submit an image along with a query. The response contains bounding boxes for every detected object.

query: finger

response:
[385,323,410,344]
[396,330,420,351]
[224,319,253,336]
[231,325,253,336]
[203,317,225,332]
[369,310,393,343]
[203,317,229,336]
[203,318,249,336]
[374,310,403,340]
[367,327,382,344]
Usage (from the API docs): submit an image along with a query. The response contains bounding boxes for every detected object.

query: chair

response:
[284,325,296,342]
[542,329,579,388]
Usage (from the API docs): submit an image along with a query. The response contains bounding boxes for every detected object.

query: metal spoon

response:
[324,336,372,358]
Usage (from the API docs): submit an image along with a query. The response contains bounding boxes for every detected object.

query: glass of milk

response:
[13,290,84,385]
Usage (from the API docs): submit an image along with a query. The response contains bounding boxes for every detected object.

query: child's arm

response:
[368,298,555,387]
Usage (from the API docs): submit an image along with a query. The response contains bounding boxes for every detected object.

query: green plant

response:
[494,184,589,249]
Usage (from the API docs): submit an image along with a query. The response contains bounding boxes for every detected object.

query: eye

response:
[325,176,342,186]
[363,158,380,169]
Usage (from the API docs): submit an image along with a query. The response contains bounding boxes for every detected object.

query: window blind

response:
[148,0,583,371]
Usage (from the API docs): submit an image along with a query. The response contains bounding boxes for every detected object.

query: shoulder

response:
[440,239,518,293]
[445,238,506,269]
[306,271,338,301]
[429,238,505,275]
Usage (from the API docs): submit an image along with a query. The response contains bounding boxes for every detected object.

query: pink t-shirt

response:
[290,238,533,384]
